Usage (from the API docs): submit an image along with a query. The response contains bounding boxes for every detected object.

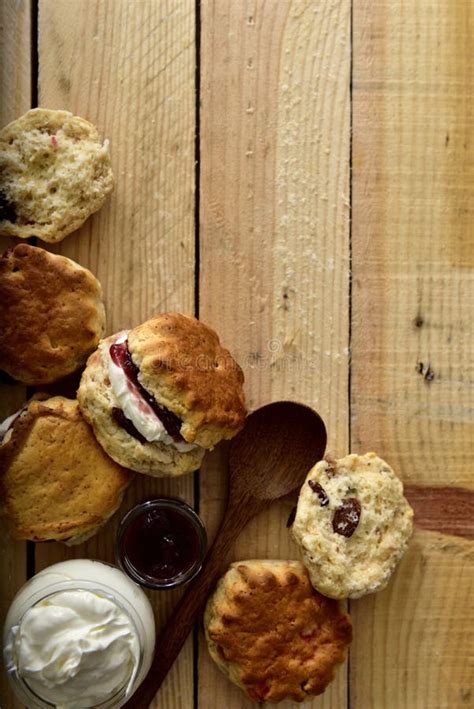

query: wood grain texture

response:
[406,485,474,540]
[0,0,31,127]
[351,0,474,706]
[0,2,31,707]
[34,2,196,708]
[351,530,474,708]
[199,1,350,706]
[2,0,472,707]
[0,0,31,407]
[351,0,473,486]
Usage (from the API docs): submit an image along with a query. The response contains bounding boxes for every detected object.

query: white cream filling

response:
[0,406,27,444]
[8,589,140,708]
[0,410,21,438]
[107,334,196,453]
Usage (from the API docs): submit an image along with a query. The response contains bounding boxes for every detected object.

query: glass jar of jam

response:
[116,498,207,590]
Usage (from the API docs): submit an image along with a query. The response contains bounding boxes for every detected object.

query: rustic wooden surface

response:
[0,2,31,707]
[198,2,350,707]
[1,0,473,708]
[350,1,473,707]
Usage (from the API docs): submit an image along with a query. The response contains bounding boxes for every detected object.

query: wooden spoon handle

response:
[124,496,265,709]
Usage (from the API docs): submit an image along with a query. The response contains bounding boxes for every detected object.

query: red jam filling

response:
[111,407,147,444]
[121,507,201,582]
[110,340,185,443]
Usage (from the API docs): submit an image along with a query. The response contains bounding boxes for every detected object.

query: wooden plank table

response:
[1,1,472,707]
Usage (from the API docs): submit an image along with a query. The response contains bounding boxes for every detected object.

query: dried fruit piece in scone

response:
[292,453,414,599]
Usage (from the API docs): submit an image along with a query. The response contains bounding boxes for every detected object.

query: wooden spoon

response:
[125,401,327,708]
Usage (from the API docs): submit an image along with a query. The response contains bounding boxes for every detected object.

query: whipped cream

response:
[0,408,22,442]
[107,334,196,453]
[7,589,139,708]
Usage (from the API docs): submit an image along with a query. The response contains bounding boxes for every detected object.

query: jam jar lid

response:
[116,498,207,590]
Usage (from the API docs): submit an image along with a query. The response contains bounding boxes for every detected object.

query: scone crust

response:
[0,243,106,385]
[292,453,414,599]
[128,313,246,448]
[77,335,205,476]
[0,108,113,242]
[0,396,133,543]
[204,560,352,703]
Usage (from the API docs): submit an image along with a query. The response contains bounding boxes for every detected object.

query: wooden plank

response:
[0,0,32,127]
[350,530,473,708]
[198,1,351,707]
[0,1,31,706]
[34,2,196,708]
[351,0,474,706]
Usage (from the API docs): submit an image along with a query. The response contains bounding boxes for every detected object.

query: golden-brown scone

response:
[0,108,113,242]
[128,313,246,448]
[0,396,133,544]
[0,244,106,385]
[77,314,246,477]
[204,560,352,704]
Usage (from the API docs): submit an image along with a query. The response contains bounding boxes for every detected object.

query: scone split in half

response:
[0,244,106,385]
[204,560,352,703]
[0,108,113,243]
[78,313,246,477]
[291,452,414,599]
[0,396,133,544]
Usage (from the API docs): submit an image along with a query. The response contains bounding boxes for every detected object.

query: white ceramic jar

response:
[3,559,156,708]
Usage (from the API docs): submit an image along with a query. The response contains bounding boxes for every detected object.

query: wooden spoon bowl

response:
[228,400,327,501]
[125,401,327,708]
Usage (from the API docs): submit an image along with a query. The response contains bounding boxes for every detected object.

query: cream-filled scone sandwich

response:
[0,244,106,385]
[77,313,246,477]
[0,396,133,544]
[291,453,414,599]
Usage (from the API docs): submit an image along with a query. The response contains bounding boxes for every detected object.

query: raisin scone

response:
[78,313,247,477]
[0,244,106,385]
[0,396,133,544]
[291,453,414,599]
[204,560,352,704]
[0,108,113,242]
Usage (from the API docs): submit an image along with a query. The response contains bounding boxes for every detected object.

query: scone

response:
[0,396,133,544]
[0,244,106,385]
[204,560,352,704]
[77,313,246,477]
[0,108,113,242]
[291,453,414,599]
